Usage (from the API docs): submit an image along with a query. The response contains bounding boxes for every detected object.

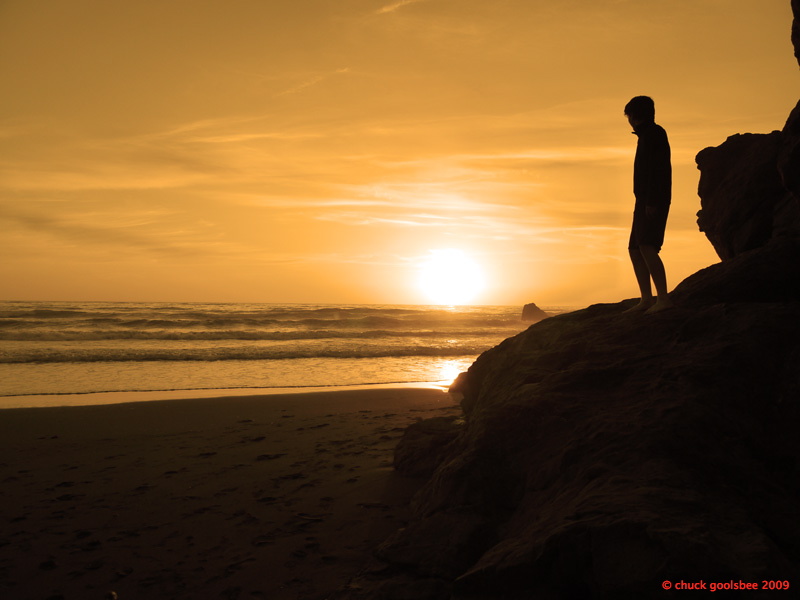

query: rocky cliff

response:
[696,0,800,260]
[695,130,800,260]
[793,0,800,66]
[334,5,800,599]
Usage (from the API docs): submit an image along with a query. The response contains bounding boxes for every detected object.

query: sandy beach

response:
[0,387,460,600]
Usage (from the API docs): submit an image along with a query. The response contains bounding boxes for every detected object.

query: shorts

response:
[628,205,669,252]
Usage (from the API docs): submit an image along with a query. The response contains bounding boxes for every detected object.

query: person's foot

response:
[623,299,654,313]
[645,298,675,314]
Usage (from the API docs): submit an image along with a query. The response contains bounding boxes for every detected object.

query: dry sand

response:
[0,387,459,600]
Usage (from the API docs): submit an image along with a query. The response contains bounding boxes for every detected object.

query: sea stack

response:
[520,302,548,322]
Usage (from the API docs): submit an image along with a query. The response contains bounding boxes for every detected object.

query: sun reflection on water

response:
[435,358,472,387]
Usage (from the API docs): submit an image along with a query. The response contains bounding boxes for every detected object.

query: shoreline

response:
[0,380,453,410]
[0,386,460,599]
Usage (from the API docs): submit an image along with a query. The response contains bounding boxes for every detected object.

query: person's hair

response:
[624,96,655,122]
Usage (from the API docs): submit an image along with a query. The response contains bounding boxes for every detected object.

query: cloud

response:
[315,212,450,227]
[0,121,238,192]
[274,67,351,97]
[376,0,428,15]
[188,131,324,144]
[0,204,223,258]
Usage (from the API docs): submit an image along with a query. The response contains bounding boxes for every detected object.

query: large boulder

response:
[782,3,800,204]
[393,416,462,479]
[694,0,800,260]
[695,132,800,260]
[342,249,800,598]
[793,0,800,66]
[779,100,800,206]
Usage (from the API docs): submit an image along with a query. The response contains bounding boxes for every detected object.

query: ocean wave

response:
[0,303,529,325]
[0,309,91,319]
[0,315,523,330]
[0,328,516,342]
[0,345,492,364]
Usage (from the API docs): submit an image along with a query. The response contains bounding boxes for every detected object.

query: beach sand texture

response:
[0,388,458,600]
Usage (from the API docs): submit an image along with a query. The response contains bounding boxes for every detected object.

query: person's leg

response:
[624,247,655,312]
[639,244,674,313]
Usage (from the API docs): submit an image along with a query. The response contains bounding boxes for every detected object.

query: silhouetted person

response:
[623,95,674,314]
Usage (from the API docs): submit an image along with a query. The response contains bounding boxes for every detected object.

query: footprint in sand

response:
[272,472,307,486]
[256,453,286,461]
[162,468,187,476]
[292,512,330,523]
[252,534,276,547]
[358,502,390,511]
[296,479,322,490]
[55,493,85,502]
[213,487,239,498]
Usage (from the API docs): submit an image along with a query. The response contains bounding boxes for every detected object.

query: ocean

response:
[0,301,573,406]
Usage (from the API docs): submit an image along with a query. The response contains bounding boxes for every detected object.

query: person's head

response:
[624,96,655,127]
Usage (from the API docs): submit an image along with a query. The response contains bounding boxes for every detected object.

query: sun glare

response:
[418,249,486,305]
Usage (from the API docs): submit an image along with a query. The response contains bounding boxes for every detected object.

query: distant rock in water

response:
[520,302,548,322]
[331,4,800,598]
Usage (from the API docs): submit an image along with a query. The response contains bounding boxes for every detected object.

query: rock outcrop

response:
[694,2,800,261]
[782,2,800,211]
[695,131,800,259]
[521,302,549,322]
[357,273,800,599]
[332,4,800,599]
[393,416,463,479]
[793,0,800,66]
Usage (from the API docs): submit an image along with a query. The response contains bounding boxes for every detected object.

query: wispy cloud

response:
[0,205,209,257]
[376,0,428,15]
[315,212,449,227]
[188,131,324,144]
[274,67,351,97]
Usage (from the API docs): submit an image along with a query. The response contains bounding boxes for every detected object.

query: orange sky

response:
[1,0,798,306]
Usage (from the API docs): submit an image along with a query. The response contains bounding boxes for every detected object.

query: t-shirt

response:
[633,121,672,211]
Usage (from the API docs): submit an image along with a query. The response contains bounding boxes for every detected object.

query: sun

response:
[417,249,486,305]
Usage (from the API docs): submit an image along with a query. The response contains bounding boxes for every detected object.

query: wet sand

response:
[0,387,459,600]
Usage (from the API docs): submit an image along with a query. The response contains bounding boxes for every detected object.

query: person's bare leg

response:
[639,245,674,313]
[624,248,655,312]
